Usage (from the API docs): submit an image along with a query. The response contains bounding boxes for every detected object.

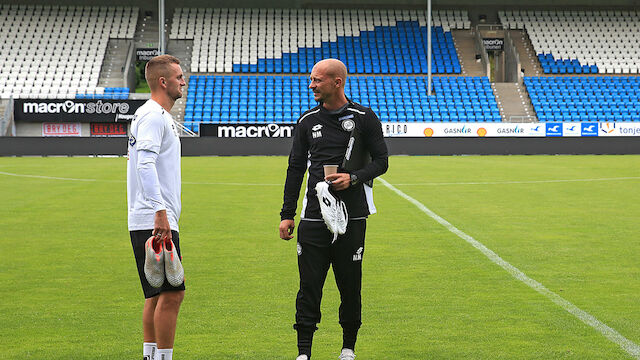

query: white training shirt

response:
[127,99,181,232]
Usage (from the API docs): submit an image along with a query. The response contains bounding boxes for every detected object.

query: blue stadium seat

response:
[183,74,501,127]
[524,76,640,122]
[232,23,460,75]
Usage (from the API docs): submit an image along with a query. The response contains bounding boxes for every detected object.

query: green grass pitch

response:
[0,155,639,359]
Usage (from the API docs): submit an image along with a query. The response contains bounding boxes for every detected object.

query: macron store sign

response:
[14,99,145,123]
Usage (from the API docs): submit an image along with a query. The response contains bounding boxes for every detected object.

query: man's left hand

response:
[325,173,351,191]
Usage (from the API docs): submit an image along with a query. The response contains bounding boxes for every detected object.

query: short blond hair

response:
[145,55,181,89]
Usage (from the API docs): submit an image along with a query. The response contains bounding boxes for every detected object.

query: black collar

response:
[319,98,355,116]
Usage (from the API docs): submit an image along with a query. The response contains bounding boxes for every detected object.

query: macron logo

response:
[22,100,130,114]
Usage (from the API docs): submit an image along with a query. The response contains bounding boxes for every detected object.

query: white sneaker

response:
[144,236,165,288]
[338,348,356,360]
[163,239,184,287]
[295,355,309,360]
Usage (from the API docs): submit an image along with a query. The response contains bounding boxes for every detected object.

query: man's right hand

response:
[153,209,172,244]
[279,219,295,240]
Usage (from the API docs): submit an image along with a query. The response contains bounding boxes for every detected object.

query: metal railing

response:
[475,24,522,83]
[123,40,136,92]
[173,119,197,137]
[474,28,491,78]
[504,31,521,83]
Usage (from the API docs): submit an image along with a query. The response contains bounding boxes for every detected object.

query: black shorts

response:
[130,229,186,299]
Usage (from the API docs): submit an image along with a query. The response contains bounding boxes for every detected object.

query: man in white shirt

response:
[127,54,186,360]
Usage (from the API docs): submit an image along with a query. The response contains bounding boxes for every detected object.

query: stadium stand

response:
[525,76,640,122]
[182,75,499,131]
[0,4,138,100]
[170,8,469,74]
[75,87,130,99]
[172,7,504,129]
[499,10,640,74]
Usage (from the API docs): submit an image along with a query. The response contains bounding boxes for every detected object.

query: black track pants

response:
[294,219,366,356]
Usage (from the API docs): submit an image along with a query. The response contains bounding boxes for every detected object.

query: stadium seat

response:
[524,76,640,122]
[0,5,138,99]
[499,10,639,75]
[170,8,468,74]
[183,74,499,126]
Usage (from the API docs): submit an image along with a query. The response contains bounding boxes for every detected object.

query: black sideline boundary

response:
[0,137,638,156]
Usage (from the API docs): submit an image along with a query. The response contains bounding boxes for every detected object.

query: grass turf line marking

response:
[182,181,281,186]
[0,171,100,182]
[393,177,640,186]
[379,177,640,359]
[0,171,281,186]
[3,170,638,188]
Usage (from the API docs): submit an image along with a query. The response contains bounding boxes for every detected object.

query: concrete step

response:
[493,82,537,122]
[128,10,190,122]
[134,12,160,48]
[98,39,131,88]
[510,29,543,77]
[452,29,487,77]
[167,40,194,122]
[129,93,151,100]
[167,40,193,72]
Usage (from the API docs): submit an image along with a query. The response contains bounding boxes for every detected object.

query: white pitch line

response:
[392,177,640,186]
[0,171,102,182]
[378,177,640,359]
[4,170,637,188]
[183,181,281,186]
[0,171,280,186]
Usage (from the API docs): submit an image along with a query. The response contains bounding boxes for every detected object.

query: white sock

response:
[156,348,173,360]
[143,342,156,360]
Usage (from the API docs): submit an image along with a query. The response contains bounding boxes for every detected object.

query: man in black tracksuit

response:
[278,59,388,360]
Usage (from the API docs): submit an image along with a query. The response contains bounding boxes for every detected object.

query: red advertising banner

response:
[90,122,127,137]
[42,123,81,137]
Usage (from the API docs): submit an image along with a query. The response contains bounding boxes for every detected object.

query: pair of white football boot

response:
[144,236,184,288]
[296,348,356,360]
[315,181,348,243]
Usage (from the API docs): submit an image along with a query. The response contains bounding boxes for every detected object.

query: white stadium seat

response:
[170,7,470,73]
[0,5,139,99]
[499,10,640,74]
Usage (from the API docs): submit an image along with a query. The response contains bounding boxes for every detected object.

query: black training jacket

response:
[280,100,389,221]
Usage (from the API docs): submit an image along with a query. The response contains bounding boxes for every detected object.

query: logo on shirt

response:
[312,124,323,139]
[128,135,136,146]
[341,119,355,132]
[353,247,363,261]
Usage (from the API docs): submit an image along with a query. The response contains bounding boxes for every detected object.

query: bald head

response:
[312,59,348,88]
[309,59,349,110]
